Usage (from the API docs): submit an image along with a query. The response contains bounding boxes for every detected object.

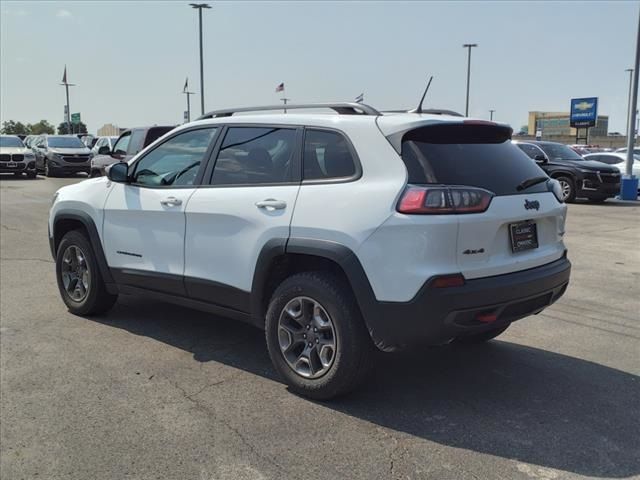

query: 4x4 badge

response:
[524,199,540,211]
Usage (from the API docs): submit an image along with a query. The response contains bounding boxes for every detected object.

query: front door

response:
[102,126,219,295]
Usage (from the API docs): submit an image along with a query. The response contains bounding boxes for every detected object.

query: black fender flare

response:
[250,237,384,347]
[51,209,115,286]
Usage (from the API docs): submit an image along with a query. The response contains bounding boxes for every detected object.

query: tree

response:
[1,120,30,135]
[28,120,55,135]
[57,121,88,135]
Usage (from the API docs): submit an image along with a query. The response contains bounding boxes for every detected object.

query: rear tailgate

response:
[395,121,567,279]
[457,192,565,279]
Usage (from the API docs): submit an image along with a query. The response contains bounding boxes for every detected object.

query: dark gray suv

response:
[33,135,92,177]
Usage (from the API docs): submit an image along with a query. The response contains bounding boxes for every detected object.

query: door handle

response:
[255,199,287,210]
[160,196,182,207]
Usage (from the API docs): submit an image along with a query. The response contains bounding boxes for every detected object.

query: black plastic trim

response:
[111,268,187,297]
[185,276,251,314]
[250,238,288,323]
[51,210,116,291]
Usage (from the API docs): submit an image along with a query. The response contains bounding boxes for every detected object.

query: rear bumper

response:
[364,256,571,351]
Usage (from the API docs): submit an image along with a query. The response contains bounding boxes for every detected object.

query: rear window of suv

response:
[401,124,548,196]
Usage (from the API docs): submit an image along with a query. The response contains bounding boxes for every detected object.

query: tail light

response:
[397,185,494,214]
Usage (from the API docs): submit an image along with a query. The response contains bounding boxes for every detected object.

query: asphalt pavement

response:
[1,175,638,480]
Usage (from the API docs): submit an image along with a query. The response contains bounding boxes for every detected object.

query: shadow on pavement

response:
[88,296,640,479]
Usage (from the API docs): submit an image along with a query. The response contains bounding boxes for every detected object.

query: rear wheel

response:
[265,272,374,400]
[55,230,118,315]
[455,324,510,344]
[555,175,576,203]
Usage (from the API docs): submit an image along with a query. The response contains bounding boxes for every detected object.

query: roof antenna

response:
[411,76,433,114]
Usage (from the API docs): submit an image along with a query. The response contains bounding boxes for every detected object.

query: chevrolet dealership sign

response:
[570,97,598,127]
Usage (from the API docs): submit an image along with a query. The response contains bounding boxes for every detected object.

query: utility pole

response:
[463,43,478,117]
[489,109,495,121]
[626,68,634,133]
[190,3,211,115]
[621,9,640,200]
[60,65,76,135]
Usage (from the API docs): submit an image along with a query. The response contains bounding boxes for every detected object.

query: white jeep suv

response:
[49,103,571,399]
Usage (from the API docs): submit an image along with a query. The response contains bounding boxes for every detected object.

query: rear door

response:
[183,125,301,311]
[400,123,566,279]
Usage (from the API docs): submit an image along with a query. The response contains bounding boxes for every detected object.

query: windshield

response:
[47,136,85,148]
[538,143,584,161]
[0,136,24,148]
[401,124,549,196]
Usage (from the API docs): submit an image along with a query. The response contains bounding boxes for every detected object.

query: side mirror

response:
[107,162,129,183]
[534,154,547,164]
[98,145,111,155]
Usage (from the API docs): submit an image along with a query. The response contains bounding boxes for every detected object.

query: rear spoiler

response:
[380,119,513,155]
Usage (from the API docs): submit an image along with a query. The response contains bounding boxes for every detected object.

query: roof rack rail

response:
[197,102,381,120]
[383,108,463,117]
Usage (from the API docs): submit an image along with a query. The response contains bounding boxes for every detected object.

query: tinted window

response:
[0,136,24,148]
[47,136,84,148]
[145,127,174,147]
[112,133,130,155]
[128,130,146,155]
[132,128,217,187]
[537,143,584,161]
[517,143,544,159]
[401,125,548,196]
[211,127,296,185]
[598,155,624,165]
[303,129,357,180]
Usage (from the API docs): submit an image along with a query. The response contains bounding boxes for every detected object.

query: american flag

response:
[61,65,67,84]
[355,93,364,103]
[275,82,284,93]
[183,77,189,93]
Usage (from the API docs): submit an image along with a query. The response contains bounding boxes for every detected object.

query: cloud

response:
[56,9,72,18]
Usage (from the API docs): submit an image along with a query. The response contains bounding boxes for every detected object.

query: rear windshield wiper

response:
[517,176,548,191]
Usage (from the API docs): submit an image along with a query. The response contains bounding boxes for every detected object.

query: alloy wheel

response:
[61,245,91,302]
[558,179,572,201]
[277,296,337,379]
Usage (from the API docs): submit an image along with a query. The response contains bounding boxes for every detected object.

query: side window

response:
[131,128,217,187]
[211,127,296,185]
[128,130,146,155]
[303,129,357,180]
[112,133,131,156]
[600,155,622,165]
[517,143,543,159]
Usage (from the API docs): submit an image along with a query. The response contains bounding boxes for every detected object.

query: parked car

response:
[514,140,621,203]
[32,135,92,177]
[90,136,119,157]
[0,135,37,178]
[89,126,174,177]
[584,152,640,181]
[49,103,571,399]
[615,147,640,155]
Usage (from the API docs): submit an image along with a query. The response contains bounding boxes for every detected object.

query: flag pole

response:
[281,85,289,114]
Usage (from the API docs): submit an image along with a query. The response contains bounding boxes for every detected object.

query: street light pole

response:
[60,65,76,135]
[463,43,478,117]
[620,9,640,200]
[489,109,495,121]
[625,68,633,133]
[190,3,211,116]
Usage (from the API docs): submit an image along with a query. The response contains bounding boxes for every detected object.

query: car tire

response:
[265,271,374,400]
[13,172,22,177]
[55,230,118,316]
[89,169,100,178]
[27,171,37,179]
[455,324,510,344]
[555,175,576,203]
[45,160,57,178]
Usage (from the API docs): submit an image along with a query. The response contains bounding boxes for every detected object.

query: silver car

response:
[0,135,37,178]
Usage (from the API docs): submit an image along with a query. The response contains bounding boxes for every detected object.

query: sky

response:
[0,1,637,134]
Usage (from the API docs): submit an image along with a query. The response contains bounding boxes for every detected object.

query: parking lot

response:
[0,175,638,480]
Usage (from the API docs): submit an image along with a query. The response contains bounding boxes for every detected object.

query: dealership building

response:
[527,111,609,137]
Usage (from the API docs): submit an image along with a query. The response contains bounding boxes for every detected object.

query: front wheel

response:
[45,160,56,178]
[27,171,37,179]
[555,175,576,203]
[55,230,118,315]
[265,272,374,400]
